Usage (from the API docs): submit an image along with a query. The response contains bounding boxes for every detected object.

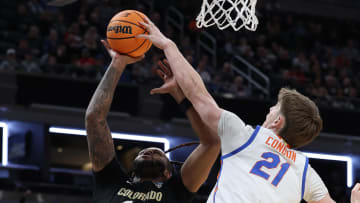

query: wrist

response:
[170,88,185,104]
[178,98,193,113]
[171,92,185,104]
[162,39,175,50]
[110,58,127,70]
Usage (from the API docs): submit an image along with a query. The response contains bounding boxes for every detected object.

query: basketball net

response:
[196,0,259,31]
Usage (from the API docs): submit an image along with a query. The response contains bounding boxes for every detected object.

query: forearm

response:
[163,42,209,102]
[170,87,219,145]
[180,107,220,193]
[186,107,220,145]
[85,62,126,120]
[164,42,222,133]
[85,61,126,171]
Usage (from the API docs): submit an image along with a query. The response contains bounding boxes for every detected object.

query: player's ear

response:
[271,115,285,132]
[163,169,171,179]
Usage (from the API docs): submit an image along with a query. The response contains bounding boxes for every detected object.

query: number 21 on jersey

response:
[250,152,290,186]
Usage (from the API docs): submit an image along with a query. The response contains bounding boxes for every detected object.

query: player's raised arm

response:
[137,18,223,136]
[352,183,360,203]
[152,59,220,193]
[85,40,143,172]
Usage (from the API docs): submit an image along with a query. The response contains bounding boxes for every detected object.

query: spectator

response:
[325,74,339,96]
[27,25,42,56]
[64,23,82,51]
[237,37,251,55]
[209,75,227,95]
[43,29,59,53]
[41,55,64,74]
[77,14,90,34]
[196,57,212,84]
[55,45,70,64]
[180,36,193,54]
[185,53,195,66]
[343,39,358,60]
[38,10,54,35]
[292,52,310,73]
[16,3,34,32]
[27,0,44,16]
[77,49,97,67]
[17,39,30,60]
[83,26,99,57]
[230,76,251,97]
[53,12,67,36]
[0,49,19,71]
[218,62,234,85]
[21,53,41,73]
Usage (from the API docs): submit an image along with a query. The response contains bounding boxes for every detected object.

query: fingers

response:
[101,39,111,50]
[353,183,360,192]
[150,87,167,95]
[140,15,154,26]
[136,34,150,39]
[157,60,172,77]
[138,17,155,33]
[138,21,151,32]
[135,54,145,62]
[156,69,166,81]
[101,39,113,56]
[130,55,145,64]
[352,183,360,203]
[162,59,173,76]
[124,54,145,65]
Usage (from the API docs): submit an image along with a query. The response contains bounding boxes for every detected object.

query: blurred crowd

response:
[0,0,359,110]
[177,1,360,109]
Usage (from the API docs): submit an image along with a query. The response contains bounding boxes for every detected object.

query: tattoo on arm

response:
[86,119,114,171]
[85,65,125,171]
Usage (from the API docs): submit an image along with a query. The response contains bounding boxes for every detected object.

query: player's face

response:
[132,147,170,179]
[262,102,281,129]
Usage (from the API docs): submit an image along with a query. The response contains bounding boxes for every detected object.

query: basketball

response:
[106,10,152,57]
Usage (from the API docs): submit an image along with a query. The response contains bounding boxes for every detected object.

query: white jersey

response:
[207,111,328,203]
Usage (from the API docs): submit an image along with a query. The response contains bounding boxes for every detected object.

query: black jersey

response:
[93,158,194,203]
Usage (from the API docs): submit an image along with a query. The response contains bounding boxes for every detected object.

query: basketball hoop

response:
[196,0,259,31]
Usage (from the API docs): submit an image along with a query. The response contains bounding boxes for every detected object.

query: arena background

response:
[0,0,359,202]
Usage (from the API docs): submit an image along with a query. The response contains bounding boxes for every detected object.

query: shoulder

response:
[93,158,128,185]
[219,110,244,128]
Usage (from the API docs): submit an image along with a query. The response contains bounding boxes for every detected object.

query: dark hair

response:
[278,88,323,148]
[165,142,199,165]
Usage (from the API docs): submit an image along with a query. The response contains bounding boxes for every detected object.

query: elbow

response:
[204,134,221,149]
[211,135,221,147]
[85,110,99,124]
[201,137,221,156]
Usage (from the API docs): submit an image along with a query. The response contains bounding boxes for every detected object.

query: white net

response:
[196,0,259,31]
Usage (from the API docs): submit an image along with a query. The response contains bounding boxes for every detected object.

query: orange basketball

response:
[106,10,152,57]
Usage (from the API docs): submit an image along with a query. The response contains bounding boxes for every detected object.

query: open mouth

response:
[140,154,152,159]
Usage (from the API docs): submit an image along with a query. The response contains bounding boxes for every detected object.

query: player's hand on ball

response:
[136,17,172,50]
[101,39,144,67]
[150,59,185,103]
[352,183,360,203]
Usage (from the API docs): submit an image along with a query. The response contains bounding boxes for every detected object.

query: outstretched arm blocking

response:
[152,60,220,193]
[138,19,223,135]
[163,42,222,135]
